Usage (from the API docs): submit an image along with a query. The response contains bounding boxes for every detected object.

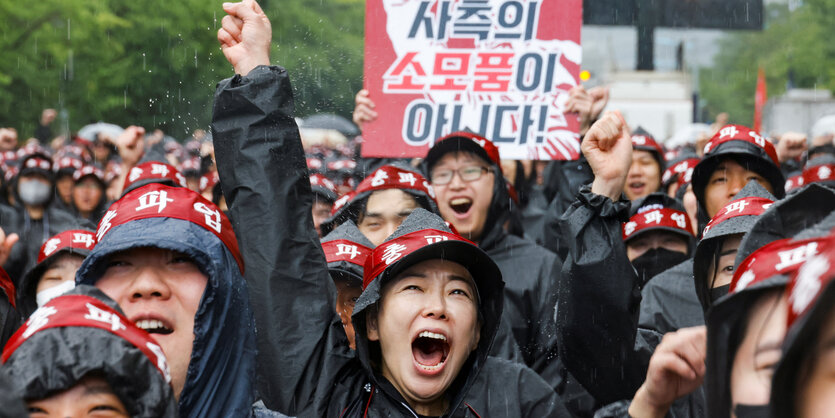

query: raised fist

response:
[114,125,146,167]
[218,0,272,76]
[776,132,808,163]
[582,111,633,200]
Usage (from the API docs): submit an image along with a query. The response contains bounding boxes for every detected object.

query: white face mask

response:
[36,280,76,307]
[19,178,52,206]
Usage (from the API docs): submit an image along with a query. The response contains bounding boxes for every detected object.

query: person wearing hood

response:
[661,156,699,198]
[15,229,95,319]
[770,231,835,418]
[311,173,338,238]
[11,152,93,281]
[211,4,571,415]
[321,220,374,350]
[76,182,259,417]
[636,123,787,347]
[1,286,177,417]
[52,155,84,212]
[71,165,109,224]
[321,162,439,244]
[555,111,699,405]
[422,131,584,403]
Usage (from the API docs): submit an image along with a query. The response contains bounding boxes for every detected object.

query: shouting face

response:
[95,247,207,398]
[430,152,494,243]
[367,259,481,416]
[624,150,662,201]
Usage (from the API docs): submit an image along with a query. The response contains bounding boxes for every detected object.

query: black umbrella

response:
[301,113,360,137]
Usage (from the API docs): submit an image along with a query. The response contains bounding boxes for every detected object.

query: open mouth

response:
[628,182,646,191]
[449,198,473,215]
[412,331,450,374]
[135,319,174,335]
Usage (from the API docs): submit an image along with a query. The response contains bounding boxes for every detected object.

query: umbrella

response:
[77,122,124,142]
[301,113,360,137]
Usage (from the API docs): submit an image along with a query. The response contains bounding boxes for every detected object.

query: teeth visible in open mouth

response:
[450,198,471,206]
[417,362,445,371]
[135,319,170,332]
[418,331,447,341]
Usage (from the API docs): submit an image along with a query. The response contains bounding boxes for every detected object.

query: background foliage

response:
[699,0,835,125]
[0,0,365,139]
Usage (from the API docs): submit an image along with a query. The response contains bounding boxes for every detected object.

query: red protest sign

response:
[362,0,582,160]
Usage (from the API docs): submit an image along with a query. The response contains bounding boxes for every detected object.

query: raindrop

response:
[142,53,146,70]
[67,19,71,40]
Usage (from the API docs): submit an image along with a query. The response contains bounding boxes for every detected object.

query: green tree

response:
[700,0,835,126]
[0,0,365,139]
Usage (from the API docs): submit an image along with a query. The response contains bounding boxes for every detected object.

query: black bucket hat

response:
[691,125,785,215]
[693,181,776,312]
[622,192,695,251]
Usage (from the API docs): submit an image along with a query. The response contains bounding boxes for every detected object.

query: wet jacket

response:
[77,205,257,416]
[0,267,18,348]
[555,185,650,403]
[542,157,593,259]
[1,286,177,417]
[211,65,571,417]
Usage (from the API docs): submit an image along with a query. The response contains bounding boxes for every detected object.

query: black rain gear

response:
[210,65,572,417]
[76,200,257,417]
[0,285,177,417]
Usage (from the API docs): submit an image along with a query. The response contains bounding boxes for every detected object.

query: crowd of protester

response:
[1,1,835,417]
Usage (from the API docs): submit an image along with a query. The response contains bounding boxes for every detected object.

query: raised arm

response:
[211,1,341,412]
[555,112,647,403]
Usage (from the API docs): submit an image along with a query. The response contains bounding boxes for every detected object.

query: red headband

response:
[802,164,835,185]
[786,236,835,328]
[96,184,243,273]
[331,166,435,216]
[662,158,700,184]
[73,165,104,182]
[124,162,187,192]
[23,157,52,172]
[632,134,664,157]
[39,230,96,263]
[0,268,14,309]
[702,197,773,236]
[322,239,372,268]
[731,236,834,294]
[363,229,473,289]
[2,295,172,383]
[310,173,337,195]
[435,131,502,167]
[703,125,779,166]
[622,207,694,241]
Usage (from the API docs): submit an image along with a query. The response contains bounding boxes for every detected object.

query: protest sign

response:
[362,0,582,160]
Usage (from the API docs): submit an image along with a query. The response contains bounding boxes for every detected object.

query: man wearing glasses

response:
[423,132,591,413]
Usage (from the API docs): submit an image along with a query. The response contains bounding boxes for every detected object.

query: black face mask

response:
[632,248,690,286]
[710,284,731,305]
[733,403,770,418]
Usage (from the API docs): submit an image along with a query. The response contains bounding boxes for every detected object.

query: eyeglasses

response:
[431,166,491,186]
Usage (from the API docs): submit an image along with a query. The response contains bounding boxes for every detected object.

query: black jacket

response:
[555,185,649,404]
[211,65,571,417]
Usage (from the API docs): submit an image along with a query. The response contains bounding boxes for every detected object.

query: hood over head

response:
[351,208,503,413]
[321,220,373,284]
[422,131,524,246]
[76,183,255,417]
[705,228,835,418]
[17,229,96,318]
[770,232,835,418]
[1,285,177,417]
[662,155,699,190]
[691,125,785,220]
[693,181,776,311]
[322,162,438,236]
[735,183,835,268]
